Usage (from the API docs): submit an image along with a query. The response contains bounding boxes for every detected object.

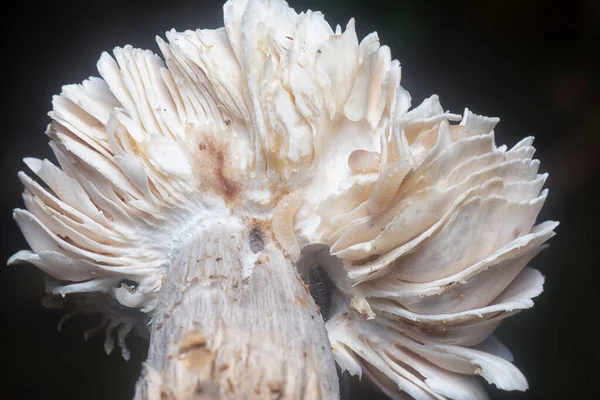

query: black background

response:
[1,0,598,399]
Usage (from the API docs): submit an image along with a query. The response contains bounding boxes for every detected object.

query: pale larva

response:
[272,190,304,260]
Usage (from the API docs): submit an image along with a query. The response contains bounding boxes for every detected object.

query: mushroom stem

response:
[134,219,339,400]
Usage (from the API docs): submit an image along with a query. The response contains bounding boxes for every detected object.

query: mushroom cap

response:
[9,0,557,398]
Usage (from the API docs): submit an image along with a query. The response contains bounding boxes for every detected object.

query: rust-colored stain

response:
[295,295,308,308]
[268,380,283,397]
[297,273,311,297]
[194,136,241,205]
[178,332,215,370]
[179,333,206,353]
[214,149,240,202]
[246,217,272,234]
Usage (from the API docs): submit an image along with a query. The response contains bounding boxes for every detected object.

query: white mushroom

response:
[9,1,557,399]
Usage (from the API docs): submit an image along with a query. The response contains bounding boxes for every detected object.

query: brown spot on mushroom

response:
[295,295,308,308]
[246,217,272,233]
[268,380,283,394]
[193,136,241,204]
[214,150,240,201]
[297,273,311,297]
[178,333,214,369]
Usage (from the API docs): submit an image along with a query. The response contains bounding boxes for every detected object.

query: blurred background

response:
[1,0,598,398]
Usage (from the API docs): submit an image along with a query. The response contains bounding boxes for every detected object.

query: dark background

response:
[1,0,598,399]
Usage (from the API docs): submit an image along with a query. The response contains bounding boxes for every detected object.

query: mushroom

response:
[8,0,557,399]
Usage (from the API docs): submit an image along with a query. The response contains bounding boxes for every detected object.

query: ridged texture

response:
[9,0,556,398]
[318,101,557,398]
